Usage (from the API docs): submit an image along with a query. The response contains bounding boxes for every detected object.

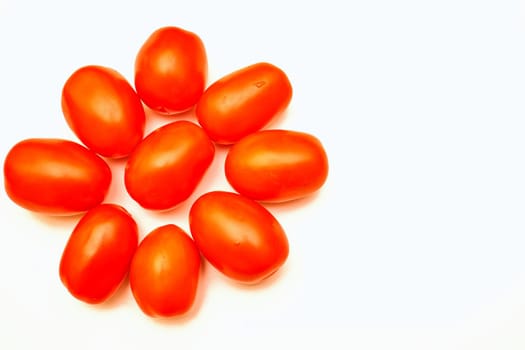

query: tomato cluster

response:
[3,26,328,318]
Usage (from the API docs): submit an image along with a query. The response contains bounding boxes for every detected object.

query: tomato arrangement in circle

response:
[2,25,329,319]
[59,204,138,304]
[61,65,146,158]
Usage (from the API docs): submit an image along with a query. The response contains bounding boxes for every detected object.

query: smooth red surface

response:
[134,26,207,114]
[225,130,329,202]
[124,120,215,210]
[59,204,138,304]
[129,224,201,317]
[189,191,289,284]
[61,65,146,158]
[196,62,292,144]
[3,138,111,215]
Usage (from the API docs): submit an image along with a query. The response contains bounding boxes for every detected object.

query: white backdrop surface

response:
[1,1,525,349]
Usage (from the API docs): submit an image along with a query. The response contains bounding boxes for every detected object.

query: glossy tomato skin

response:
[3,139,112,215]
[225,130,329,202]
[61,65,146,158]
[134,26,207,114]
[189,191,289,284]
[59,204,138,304]
[195,62,292,144]
[129,224,201,317]
[124,120,214,210]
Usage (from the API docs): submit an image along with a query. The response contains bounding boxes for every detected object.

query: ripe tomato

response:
[134,26,207,114]
[189,191,289,283]
[124,120,214,210]
[61,65,146,158]
[3,139,111,215]
[195,62,292,144]
[129,224,201,317]
[59,204,138,304]
[225,130,328,202]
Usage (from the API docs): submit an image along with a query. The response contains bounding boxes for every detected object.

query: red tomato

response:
[189,191,289,283]
[134,26,207,114]
[3,139,111,215]
[129,224,201,317]
[124,120,214,210]
[195,62,292,144]
[59,204,138,304]
[61,65,146,158]
[225,130,329,202]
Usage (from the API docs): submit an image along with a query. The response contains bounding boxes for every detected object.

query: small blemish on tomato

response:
[254,81,266,88]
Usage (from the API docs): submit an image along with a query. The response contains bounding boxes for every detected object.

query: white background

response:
[1,0,525,349]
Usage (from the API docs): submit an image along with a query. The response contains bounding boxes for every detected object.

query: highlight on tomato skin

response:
[195,62,292,144]
[134,26,208,114]
[61,65,146,158]
[124,120,215,210]
[3,138,112,215]
[59,204,139,304]
[189,191,289,284]
[225,129,329,203]
[129,224,201,318]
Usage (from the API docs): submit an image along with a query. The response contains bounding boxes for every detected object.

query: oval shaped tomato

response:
[61,65,146,158]
[129,224,200,317]
[134,26,207,114]
[195,62,292,144]
[225,130,329,202]
[3,139,111,215]
[124,120,214,210]
[59,204,138,304]
[189,191,289,283]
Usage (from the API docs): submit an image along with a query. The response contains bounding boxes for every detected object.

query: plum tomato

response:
[225,129,329,202]
[61,65,146,158]
[59,204,138,304]
[134,26,207,114]
[3,138,111,215]
[129,224,201,317]
[124,120,215,210]
[189,191,289,284]
[195,62,292,144]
